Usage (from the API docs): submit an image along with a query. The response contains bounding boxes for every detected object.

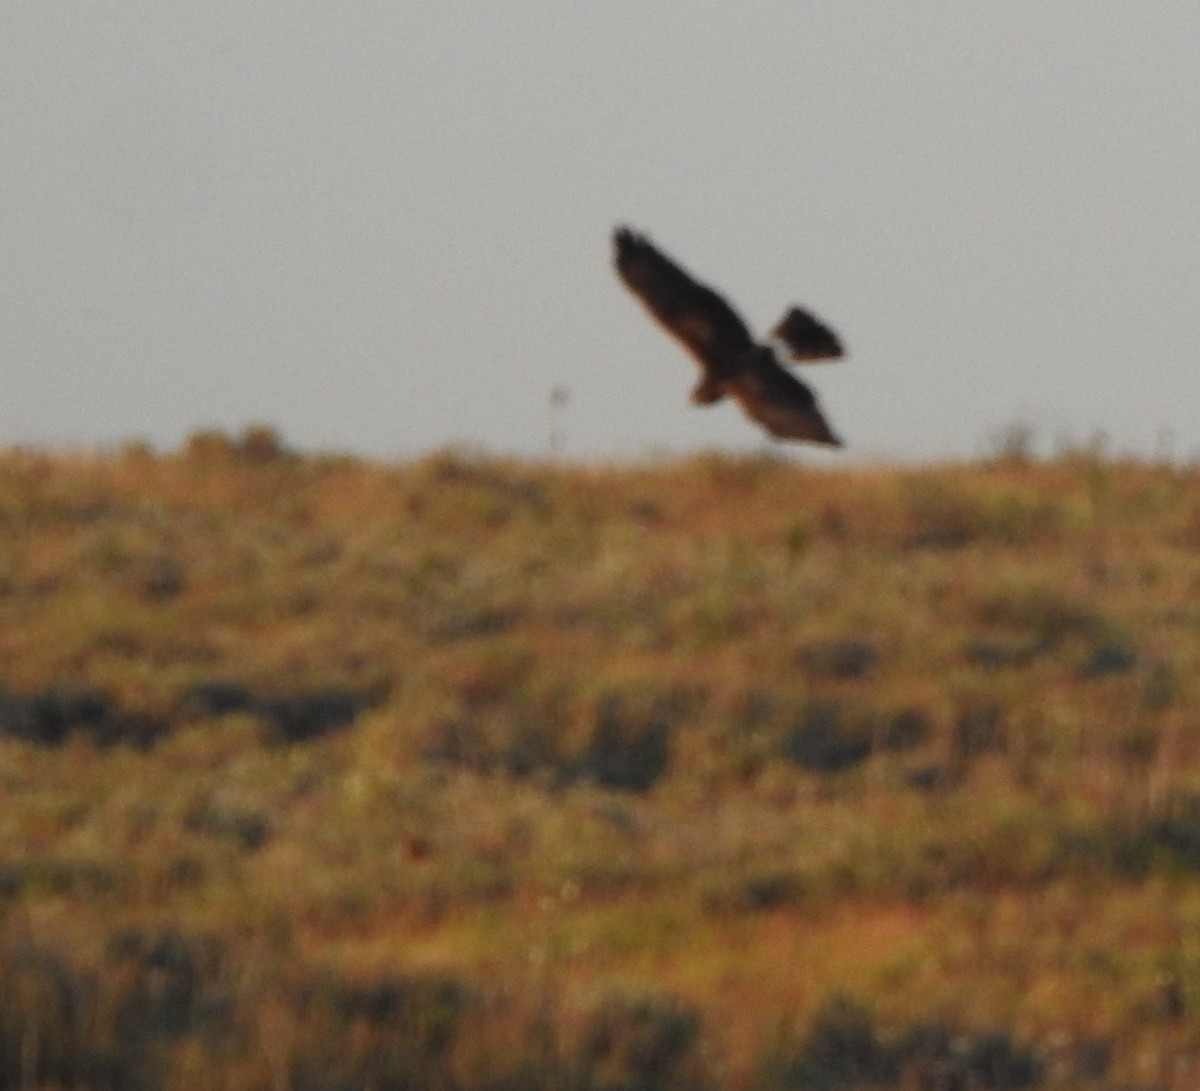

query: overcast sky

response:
[4,3,1199,463]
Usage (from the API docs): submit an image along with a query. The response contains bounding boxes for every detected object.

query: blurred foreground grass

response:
[4,431,1200,1088]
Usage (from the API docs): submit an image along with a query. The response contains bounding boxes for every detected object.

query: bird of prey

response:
[613,226,844,445]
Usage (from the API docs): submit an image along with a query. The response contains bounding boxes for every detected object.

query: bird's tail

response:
[771,307,844,362]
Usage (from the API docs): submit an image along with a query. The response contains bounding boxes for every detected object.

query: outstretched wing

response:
[770,306,844,363]
[727,350,842,446]
[613,227,755,370]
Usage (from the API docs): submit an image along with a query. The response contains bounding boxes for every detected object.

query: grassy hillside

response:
[4,430,1200,1089]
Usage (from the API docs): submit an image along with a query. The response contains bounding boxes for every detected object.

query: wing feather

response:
[727,351,842,446]
[613,228,754,370]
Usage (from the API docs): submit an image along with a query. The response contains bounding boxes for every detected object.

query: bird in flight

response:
[613,227,845,446]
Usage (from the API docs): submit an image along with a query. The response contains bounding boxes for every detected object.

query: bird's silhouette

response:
[613,227,844,445]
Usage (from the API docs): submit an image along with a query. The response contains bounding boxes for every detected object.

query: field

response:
[4,430,1200,1089]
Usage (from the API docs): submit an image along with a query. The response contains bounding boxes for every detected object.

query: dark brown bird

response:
[613,227,844,445]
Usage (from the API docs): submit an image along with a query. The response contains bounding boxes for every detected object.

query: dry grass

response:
[4,432,1200,1087]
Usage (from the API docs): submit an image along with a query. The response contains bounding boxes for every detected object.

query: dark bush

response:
[0,946,96,1091]
[781,703,926,774]
[775,995,895,1089]
[185,798,272,850]
[178,681,375,743]
[740,871,809,910]
[963,638,1048,669]
[891,1025,1043,1090]
[959,1031,1044,1088]
[902,764,962,793]
[781,703,871,772]
[1098,795,1200,878]
[178,681,256,718]
[107,928,231,1041]
[883,709,930,751]
[954,703,1005,759]
[1150,797,1200,873]
[428,691,678,793]
[575,993,704,1091]
[131,554,186,601]
[0,938,229,1091]
[0,681,374,749]
[0,859,120,899]
[236,424,290,465]
[289,973,472,1091]
[573,694,672,792]
[255,690,369,743]
[760,996,1044,1090]
[427,607,516,641]
[1078,641,1138,679]
[0,686,158,747]
[425,717,551,780]
[801,640,879,680]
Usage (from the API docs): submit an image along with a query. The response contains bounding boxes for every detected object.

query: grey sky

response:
[4,4,1199,462]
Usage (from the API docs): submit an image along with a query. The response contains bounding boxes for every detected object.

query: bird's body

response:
[612,227,844,445]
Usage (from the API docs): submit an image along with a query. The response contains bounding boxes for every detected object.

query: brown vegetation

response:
[3,431,1200,1088]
